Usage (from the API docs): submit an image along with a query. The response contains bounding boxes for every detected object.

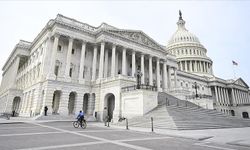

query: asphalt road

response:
[0,121,249,150]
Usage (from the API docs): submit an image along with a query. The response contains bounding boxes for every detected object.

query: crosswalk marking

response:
[24,122,154,150]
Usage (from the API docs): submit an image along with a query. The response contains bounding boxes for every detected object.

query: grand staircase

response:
[116,92,250,130]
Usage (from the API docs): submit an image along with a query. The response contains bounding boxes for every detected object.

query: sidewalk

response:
[1,118,250,148]
[94,123,250,148]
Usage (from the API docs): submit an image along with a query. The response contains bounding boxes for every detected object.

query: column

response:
[189,61,192,72]
[194,61,197,72]
[180,61,183,71]
[206,62,208,73]
[231,88,236,105]
[243,92,246,104]
[98,42,105,79]
[48,34,59,79]
[217,87,221,104]
[174,67,177,88]
[163,61,168,91]
[240,91,243,104]
[78,41,86,83]
[221,88,225,104]
[131,51,136,77]
[156,58,160,90]
[247,92,250,104]
[64,38,73,79]
[149,56,153,85]
[185,61,188,71]
[91,45,97,81]
[111,44,116,77]
[122,47,127,76]
[235,90,239,104]
[167,65,171,89]
[223,88,227,105]
[141,54,145,84]
[104,48,109,78]
[225,89,230,105]
[214,86,219,104]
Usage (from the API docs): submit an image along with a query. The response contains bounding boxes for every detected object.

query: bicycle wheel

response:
[81,122,87,129]
[73,121,79,128]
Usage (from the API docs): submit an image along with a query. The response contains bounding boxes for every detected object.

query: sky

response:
[0,1,249,85]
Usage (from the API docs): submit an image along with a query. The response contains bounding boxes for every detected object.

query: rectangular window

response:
[69,68,73,77]
[72,49,75,54]
[54,66,59,76]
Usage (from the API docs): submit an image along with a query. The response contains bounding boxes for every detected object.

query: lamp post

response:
[135,66,143,89]
[194,82,198,98]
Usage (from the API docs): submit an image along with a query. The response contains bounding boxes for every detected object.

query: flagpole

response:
[233,64,236,79]
[232,60,237,80]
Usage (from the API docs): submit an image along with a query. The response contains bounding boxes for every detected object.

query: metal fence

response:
[121,84,157,92]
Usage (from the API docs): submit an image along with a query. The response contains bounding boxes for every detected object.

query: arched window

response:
[242,112,249,118]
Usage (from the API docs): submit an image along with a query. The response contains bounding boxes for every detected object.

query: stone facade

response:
[0,13,249,121]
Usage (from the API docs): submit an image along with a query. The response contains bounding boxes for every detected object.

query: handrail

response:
[121,84,157,92]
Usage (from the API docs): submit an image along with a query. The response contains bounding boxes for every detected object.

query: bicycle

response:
[73,119,87,129]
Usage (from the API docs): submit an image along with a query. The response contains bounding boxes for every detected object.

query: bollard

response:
[126,118,129,130]
[151,117,154,132]
[107,116,110,127]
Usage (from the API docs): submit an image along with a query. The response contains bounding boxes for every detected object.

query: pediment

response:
[234,78,249,88]
[107,30,164,50]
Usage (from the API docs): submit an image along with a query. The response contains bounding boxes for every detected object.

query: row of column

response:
[49,35,87,83]
[17,65,41,89]
[215,86,250,106]
[90,42,177,90]
[232,88,250,105]
[49,35,178,90]
[179,60,212,74]
[214,86,230,105]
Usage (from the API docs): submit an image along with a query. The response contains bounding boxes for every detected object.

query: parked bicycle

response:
[0,113,11,120]
[73,119,87,129]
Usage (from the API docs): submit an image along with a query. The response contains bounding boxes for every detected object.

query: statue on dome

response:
[179,10,182,20]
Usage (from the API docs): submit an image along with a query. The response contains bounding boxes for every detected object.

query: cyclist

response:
[77,110,85,127]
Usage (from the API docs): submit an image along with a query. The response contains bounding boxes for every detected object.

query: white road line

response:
[77,129,127,133]
[0,126,40,130]
[28,122,153,150]
[117,136,172,142]
[194,142,237,150]
[0,131,63,137]
[16,141,107,150]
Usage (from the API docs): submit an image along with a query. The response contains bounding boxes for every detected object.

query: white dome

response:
[168,17,200,45]
[166,11,214,77]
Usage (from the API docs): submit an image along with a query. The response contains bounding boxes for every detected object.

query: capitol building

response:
[0,12,249,121]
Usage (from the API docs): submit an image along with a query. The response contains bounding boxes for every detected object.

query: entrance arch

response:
[242,112,249,119]
[52,90,61,114]
[68,92,76,115]
[231,110,235,116]
[83,93,89,114]
[104,93,115,122]
[12,97,21,116]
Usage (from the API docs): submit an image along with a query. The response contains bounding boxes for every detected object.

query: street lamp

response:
[135,66,143,89]
[193,82,198,98]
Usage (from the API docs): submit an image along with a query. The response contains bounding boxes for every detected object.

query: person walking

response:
[44,106,48,116]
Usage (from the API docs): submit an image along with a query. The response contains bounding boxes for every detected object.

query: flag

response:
[232,60,238,66]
